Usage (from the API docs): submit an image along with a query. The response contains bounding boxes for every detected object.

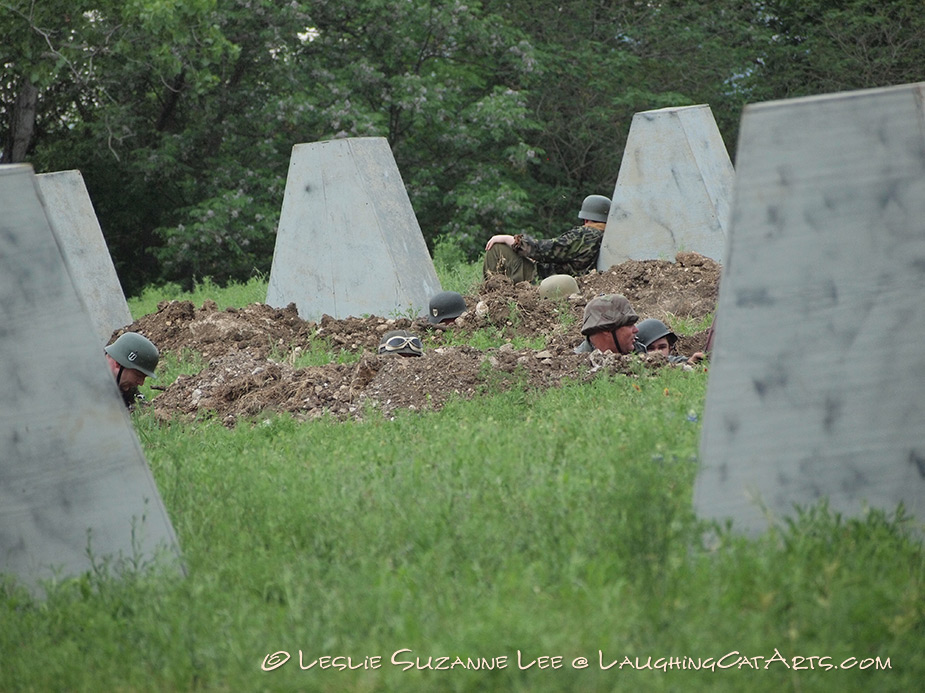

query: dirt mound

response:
[126,253,720,425]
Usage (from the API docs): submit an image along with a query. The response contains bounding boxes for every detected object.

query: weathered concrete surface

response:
[598,104,734,269]
[266,137,442,320]
[35,170,133,342]
[695,83,925,535]
[0,165,181,590]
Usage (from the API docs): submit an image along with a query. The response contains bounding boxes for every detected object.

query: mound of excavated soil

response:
[124,253,720,425]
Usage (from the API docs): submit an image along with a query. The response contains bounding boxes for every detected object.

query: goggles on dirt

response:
[378,335,424,355]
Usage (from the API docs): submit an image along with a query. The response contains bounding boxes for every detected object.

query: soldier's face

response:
[589,324,637,355]
[108,354,147,390]
[614,324,639,354]
[118,368,147,390]
[647,337,671,356]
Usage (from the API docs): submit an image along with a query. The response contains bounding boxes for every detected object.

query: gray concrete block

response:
[695,83,925,535]
[266,137,442,320]
[35,170,133,342]
[0,165,181,591]
[598,105,734,269]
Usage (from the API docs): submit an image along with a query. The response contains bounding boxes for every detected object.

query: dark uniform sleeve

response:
[515,226,604,278]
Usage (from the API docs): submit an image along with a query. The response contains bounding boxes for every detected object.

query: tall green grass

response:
[128,274,271,320]
[2,369,922,692]
[4,278,923,692]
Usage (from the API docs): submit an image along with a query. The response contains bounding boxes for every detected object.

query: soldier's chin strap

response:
[116,365,125,386]
[611,329,632,355]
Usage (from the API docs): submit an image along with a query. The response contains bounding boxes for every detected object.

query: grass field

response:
[1,273,922,692]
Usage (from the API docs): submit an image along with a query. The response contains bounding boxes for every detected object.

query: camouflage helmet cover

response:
[580,294,638,336]
[538,274,579,300]
[105,332,159,378]
[635,318,678,349]
[427,291,467,324]
[578,194,611,223]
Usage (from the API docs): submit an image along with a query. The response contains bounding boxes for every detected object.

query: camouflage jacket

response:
[514,223,604,279]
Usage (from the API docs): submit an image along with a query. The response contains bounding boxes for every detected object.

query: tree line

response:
[2,0,922,296]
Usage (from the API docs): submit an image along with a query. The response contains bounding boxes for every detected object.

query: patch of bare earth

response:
[124,253,720,425]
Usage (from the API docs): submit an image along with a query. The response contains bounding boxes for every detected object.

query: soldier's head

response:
[378,330,424,357]
[578,194,611,223]
[427,291,467,325]
[538,274,579,300]
[105,332,159,390]
[580,294,639,354]
[636,318,678,357]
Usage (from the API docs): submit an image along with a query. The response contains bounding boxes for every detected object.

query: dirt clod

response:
[125,253,720,424]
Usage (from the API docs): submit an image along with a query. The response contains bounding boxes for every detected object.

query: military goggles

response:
[378,335,424,355]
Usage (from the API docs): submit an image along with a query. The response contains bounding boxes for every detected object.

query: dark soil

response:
[125,253,720,425]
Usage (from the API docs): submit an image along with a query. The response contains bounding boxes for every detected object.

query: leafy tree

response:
[282,0,541,257]
[3,0,541,287]
[2,0,246,293]
[3,0,922,294]
[746,0,925,101]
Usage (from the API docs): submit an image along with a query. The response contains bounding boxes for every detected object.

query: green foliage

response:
[152,184,280,289]
[5,0,925,290]
[665,312,715,337]
[270,339,361,368]
[750,0,925,100]
[440,327,545,351]
[127,275,269,319]
[551,298,578,330]
[433,236,482,295]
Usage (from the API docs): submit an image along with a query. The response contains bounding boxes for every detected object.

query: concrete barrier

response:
[0,165,181,591]
[36,170,133,342]
[267,137,442,320]
[598,104,733,268]
[695,83,925,534]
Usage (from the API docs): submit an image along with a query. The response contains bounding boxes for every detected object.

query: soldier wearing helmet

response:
[104,331,159,408]
[483,194,611,283]
[574,294,642,355]
[427,291,467,325]
[636,317,706,365]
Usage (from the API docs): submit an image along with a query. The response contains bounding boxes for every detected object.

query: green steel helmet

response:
[578,194,611,223]
[538,274,579,300]
[105,332,159,378]
[378,329,424,357]
[635,318,678,349]
[427,291,467,324]
[580,294,638,335]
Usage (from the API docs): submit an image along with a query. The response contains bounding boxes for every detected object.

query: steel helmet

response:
[539,274,579,300]
[427,291,467,324]
[635,318,678,349]
[578,194,611,223]
[580,294,638,335]
[105,332,159,378]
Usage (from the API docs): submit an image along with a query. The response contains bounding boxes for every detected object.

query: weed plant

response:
[664,312,714,337]
[438,327,545,351]
[269,339,363,368]
[432,236,483,296]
